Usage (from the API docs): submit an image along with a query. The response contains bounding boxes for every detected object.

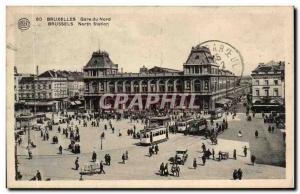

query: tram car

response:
[176,117,195,132]
[186,118,207,135]
[148,116,171,127]
[139,116,170,145]
[139,126,169,145]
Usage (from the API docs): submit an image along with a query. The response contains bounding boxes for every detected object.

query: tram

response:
[176,117,195,132]
[186,118,207,135]
[139,116,170,145]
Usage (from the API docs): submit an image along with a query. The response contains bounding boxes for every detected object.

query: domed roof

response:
[85,50,118,69]
[185,45,217,66]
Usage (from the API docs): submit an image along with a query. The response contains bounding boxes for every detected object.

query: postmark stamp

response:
[199,40,244,79]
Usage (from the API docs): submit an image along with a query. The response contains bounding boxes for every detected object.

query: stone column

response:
[173,80,177,93]
[130,81,134,93]
[114,81,118,93]
[139,80,142,93]
[123,81,126,93]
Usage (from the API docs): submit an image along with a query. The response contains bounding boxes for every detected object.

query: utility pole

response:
[100,132,105,150]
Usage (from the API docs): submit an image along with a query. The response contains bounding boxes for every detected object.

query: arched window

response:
[150,80,156,92]
[92,82,98,93]
[194,79,201,92]
[117,81,123,93]
[159,80,165,92]
[141,81,148,92]
[176,80,183,92]
[133,81,139,93]
[124,81,131,93]
[108,81,115,93]
[167,80,174,92]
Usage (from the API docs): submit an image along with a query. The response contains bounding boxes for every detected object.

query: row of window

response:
[255,88,279,97]
[20,93,52,99]
[19,83,68,90]
[184,66,219,75]
[254,79,279,86]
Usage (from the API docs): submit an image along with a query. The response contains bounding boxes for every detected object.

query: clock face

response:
[199,40,244,78]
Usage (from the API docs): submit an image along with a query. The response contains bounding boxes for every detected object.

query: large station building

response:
[83,44,249,113]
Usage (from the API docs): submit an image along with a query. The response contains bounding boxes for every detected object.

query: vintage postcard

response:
[6,6,294,188]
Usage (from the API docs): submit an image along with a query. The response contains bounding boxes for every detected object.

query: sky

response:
[7,6,294,76]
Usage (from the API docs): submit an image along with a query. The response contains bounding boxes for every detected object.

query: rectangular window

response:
[265,80,269,85]
[255,80,259,85]
[255,90,259,96]
[274,88,279,96]
[264,89,269,96]
[274,80,278,85]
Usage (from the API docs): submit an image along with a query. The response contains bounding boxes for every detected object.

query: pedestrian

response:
[201,143,206,153]
[218,151,222,161]
[193,158,197,169]
[237,168,243,180]
[202,155,206,166]
[149,146,152,157]
[164,163,169,176]
[92,151,97,162]
[125,150,128,160]
[59,145,62,154]
[122,153,126,164]
[36,170,42,181]
[108,154,111,166]
[75,157,79,170]
[160,162,164,176]
[100,161,105,174]
[243,146,248,157]
[233,149,237,160]
[233,169,238,180]
[28,149,32,160]
[251,155,256,165]
[212,149,215,160]
[255,130,258,138]
[155,144,159,154]
[271,126,275,133]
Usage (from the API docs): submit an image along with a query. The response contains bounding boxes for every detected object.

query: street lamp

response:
[100,132,105,150]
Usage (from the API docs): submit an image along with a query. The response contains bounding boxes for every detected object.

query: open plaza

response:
[15,101,286,181]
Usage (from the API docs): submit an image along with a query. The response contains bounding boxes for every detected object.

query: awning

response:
[216,98,231,105]
[70,102,76,105]
[75,100,82,105]
[25,101,54,106]
[253,104,280,107]
[270,98,284,105]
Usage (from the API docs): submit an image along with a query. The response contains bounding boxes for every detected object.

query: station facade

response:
[83,45,247,112]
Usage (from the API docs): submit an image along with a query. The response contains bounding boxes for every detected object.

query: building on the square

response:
[251,61,285,112]
[83,45,249,112]
[14,66,34,103]
[18,70,69,112]
[56,70,85,98]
